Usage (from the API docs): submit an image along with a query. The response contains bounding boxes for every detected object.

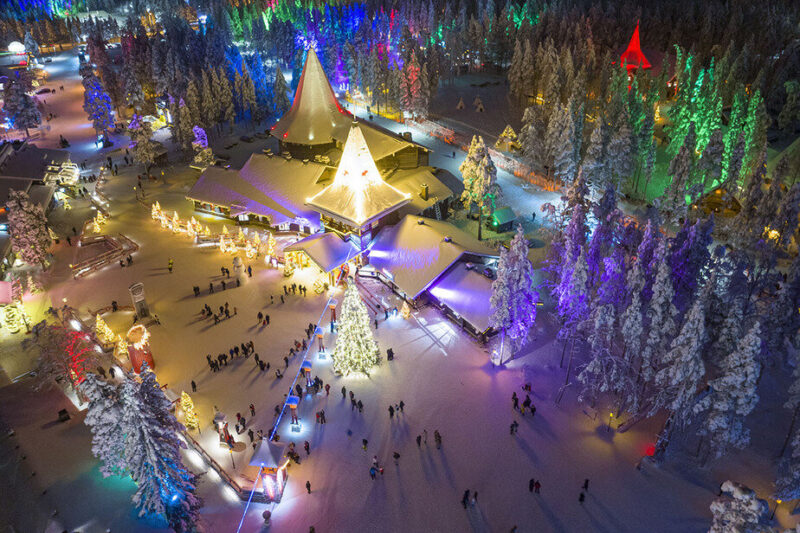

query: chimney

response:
[420,182,428,201]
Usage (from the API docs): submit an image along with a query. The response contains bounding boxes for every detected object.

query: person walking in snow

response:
[325,384,330,396]
[388,405,395,418]
[357,400,363,412]
[579,492,585,504]
[191,380,196,392]
[393,452,400,465]
[250,404,256,417]
[471,492,478,506]
[434,430,442,449]
[305,481,311,494]
[512,392,519,410]
[304,441,310,455]
[370,466,377,479]
[423,429,428,443]
[399,401,405,412]
[416,435,422,447]
[529,479,535,492]
[341,386,347,398]
[583,479,589,491]
[534,480,541,494]
[362,439,368,451]
[461,490,470,509]
[168,258,174,272]
[521,395,531,414]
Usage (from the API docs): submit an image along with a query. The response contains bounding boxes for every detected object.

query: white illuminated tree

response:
[332,283,379,375]
[6,189,52,268]
[82,373,127,477]
[490,225,539,360]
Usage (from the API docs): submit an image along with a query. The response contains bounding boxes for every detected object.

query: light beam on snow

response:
[235,296,334,533]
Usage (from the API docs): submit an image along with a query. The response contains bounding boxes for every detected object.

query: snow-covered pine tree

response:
[82,74,115,138]
[662,123,696,222]
[82,373,127,477]
[694,322,761,460]
[619,257,646,414]
[121,369,201,530]
[176,100,194,153]
[332,283,380,375]
[3,78,41,137]
[507,39,525,102]
[709,481,767,533]
[490,225,539,359]
[200,69,216,129]
[581,120,608,194]
[699,128,724,191]
[128,116,157,174]
[778,344,800,498]
[6,189,51,268]
[552,105,578,185]
[606,105,634,191]
[273,66,291,115]
[23,324,99,392]
[652,295,707,429]
[577,303,619,404]
[733,144,767,242]
[640,242,678,385]
[218,67,236,131]
[519,105,547,171]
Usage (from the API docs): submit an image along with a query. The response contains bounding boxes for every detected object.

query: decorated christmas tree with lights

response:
[180,391,199,431]
[332,283,379,376]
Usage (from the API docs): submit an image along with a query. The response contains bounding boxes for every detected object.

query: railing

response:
[71,234,139,279]
[180,429,268,502]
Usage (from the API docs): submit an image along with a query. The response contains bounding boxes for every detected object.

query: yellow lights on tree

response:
[95,314,116,344]
[181,391,199,431]
[401,301,411,319]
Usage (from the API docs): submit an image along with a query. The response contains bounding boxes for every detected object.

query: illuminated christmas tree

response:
[96,314,116,344]
[181,391,199,431]
[332,283,379,376]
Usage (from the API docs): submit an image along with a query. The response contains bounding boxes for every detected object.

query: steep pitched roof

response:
[307,125,410,229]
[270,48,352,146]
[620,22,652,72]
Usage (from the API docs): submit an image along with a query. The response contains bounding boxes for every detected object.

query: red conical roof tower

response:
[620,22,651,73]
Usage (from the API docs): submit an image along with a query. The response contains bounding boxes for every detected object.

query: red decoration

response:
[645,444,656,457]
[619,21,651,73]
[65,331,93,387]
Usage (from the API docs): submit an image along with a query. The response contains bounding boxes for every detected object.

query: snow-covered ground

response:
[1,50,797,533]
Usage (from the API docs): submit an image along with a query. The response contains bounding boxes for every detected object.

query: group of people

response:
[205,340,255,372]
[283,283,308,297]
[414,429,443,449]
[199,301,238,324]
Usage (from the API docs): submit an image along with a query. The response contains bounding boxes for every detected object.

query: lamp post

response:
[607,412,614,432]
[770,499,782,520]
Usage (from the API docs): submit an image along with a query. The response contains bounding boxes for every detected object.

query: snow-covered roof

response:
[368,215,497,299]
[429,264,494,332]
[0,142,70,181]
[284,232,362,272]
[249,440,286,469]
[270,48,352,146]
[385,167,455,216]
[492,206,516,225]
[186,156,327,226]
[269,49,418,161]
[307,125,410,229]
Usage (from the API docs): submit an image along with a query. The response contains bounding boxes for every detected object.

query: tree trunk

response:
[652,412,675,462]
[477,208,482,241]
[556,340,576,405]
[560,339,568,368]
[779,405,800,458]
